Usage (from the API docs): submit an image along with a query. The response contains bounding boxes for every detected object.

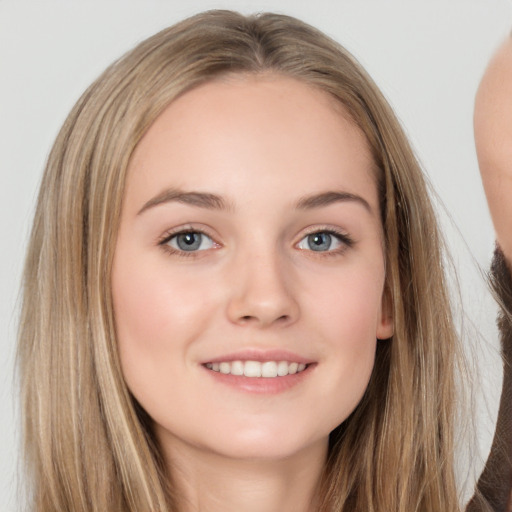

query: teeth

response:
[261,361,278,378]
[244,360,262,377]
[277,361,289,376]
[219,362,230,374]
[231,360,244,376]
[205,360,308,378]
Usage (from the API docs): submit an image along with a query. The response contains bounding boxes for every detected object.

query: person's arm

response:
[465,35,512,512]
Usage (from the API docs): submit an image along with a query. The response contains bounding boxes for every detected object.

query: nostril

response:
[238,314,290,325]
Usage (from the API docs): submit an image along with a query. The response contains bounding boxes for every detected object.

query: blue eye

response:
[297,231,348,252]
[167,232,215,252]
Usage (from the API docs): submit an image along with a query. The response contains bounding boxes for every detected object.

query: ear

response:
[376,285,394,340]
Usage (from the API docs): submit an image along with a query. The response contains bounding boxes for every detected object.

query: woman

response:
[17,10,512,511]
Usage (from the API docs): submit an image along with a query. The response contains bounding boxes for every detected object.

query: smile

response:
[204,360,308,378]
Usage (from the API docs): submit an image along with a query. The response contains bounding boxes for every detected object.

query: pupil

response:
[177,233,201,251]
[308,233,331,251]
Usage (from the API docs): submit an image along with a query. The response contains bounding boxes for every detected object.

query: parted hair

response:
[18,10,461,511]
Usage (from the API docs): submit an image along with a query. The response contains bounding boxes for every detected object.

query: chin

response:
[192,424,329,462]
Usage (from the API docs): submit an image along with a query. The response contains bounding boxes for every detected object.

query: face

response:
[112,74,393,463]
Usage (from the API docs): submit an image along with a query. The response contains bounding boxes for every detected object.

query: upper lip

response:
[201,348,314,365]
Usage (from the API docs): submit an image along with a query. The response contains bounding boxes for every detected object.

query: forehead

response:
[126,73,378,213]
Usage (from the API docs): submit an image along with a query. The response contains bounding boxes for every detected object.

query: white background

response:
[1,1,511,509]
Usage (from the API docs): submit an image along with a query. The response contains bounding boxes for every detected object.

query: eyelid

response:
[297,225,353,241]
[157,224,216,244]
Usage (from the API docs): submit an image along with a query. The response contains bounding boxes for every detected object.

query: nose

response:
[225,249,300,328]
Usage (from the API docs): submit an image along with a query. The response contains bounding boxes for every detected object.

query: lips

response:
[200,349,315,393]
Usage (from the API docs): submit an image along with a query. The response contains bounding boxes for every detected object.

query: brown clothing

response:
[466,247,512,511]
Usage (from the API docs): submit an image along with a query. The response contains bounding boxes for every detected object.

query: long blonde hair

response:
[18,10,460,511]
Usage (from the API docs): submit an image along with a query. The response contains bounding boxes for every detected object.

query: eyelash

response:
[158,226,216,258]
[298,227,355,257]
[157,226,355,258]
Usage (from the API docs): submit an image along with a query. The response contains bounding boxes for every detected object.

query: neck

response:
[162,438,327,512]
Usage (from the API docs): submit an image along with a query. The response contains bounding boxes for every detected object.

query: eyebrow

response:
[137,188,232,215]
[295,191,372,213]
[137,188,372,215]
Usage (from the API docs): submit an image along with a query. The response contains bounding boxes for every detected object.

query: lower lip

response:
[201,364,315,394]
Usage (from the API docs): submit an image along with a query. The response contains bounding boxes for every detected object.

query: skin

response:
[112,74,393,512]
[474,35,512,511]
[475,36,512,264]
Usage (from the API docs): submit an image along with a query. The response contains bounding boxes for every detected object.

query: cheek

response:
[302,262,384,420]
[111,252,218,401]
[113,266,206,345]
[309,260,385,342]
